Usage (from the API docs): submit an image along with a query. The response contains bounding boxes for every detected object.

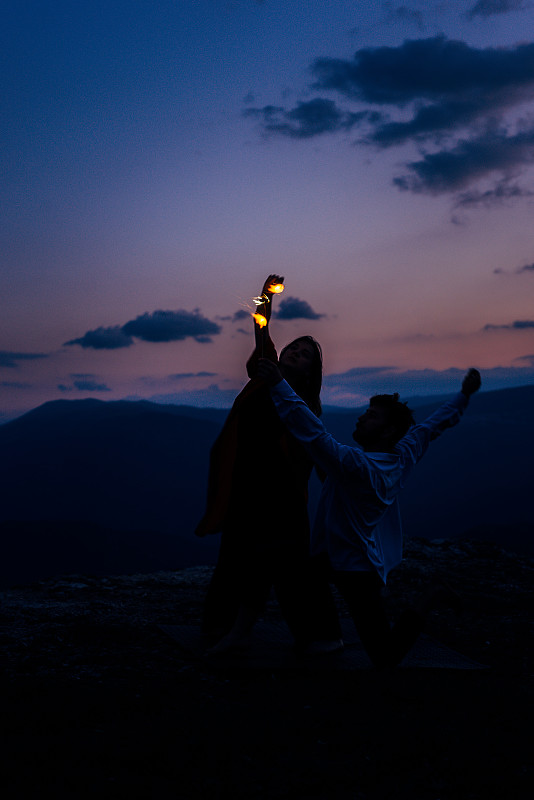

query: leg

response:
[274,553,343,650]
[332,570,424,669]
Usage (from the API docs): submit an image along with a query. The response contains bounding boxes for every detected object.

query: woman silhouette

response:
[196,275,325,653]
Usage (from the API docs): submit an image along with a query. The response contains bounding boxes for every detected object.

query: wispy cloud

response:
[58,373,111,392]
[168,371,217,381]
[494,261,534,275]
[244,99,371,139]
[483,319,534,330]
[467,0,528,20]
[65,309,222,350]
[0,350,48,368]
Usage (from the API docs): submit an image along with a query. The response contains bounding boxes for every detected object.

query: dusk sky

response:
[2,0,534,421]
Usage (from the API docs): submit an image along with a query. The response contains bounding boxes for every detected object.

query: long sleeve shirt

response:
[271,380,470,582]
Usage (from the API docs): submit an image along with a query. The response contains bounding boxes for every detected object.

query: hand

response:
[261,273,285,297]
[461,368,481,397]
[257,358,283,387]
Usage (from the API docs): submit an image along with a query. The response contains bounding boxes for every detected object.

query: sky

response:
[2,0,534,421]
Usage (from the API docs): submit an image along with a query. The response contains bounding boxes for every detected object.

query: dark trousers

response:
[309,554,425,669]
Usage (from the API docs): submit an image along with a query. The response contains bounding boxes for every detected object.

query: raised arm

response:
[257,359,365,478]
[395,368,481,467]
[252,273,284,351]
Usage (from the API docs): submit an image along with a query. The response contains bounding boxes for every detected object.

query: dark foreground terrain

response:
[1,538,532,799]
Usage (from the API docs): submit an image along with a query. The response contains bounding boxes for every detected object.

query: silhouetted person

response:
[257,359,482,668]
[195,275,331,653]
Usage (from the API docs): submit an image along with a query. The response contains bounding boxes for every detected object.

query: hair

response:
[369,393,414,441]
[279,335,323,417]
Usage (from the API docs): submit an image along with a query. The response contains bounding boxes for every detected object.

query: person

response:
[195,275,329,653]
[257,358,482,668]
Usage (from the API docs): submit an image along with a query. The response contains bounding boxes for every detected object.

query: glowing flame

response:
[252,312,268,328]
[253,295,268,306]
[268,283,284,294]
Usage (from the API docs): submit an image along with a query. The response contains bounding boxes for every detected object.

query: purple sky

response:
[2,0,534,421]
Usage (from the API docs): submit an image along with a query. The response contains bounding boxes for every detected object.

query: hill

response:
[0,385,533,585]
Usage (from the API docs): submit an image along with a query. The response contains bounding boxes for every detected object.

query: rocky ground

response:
[1,538,532,799]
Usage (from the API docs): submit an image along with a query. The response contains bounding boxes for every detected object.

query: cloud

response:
[483,319,534,330]
[0,381,32,389]
[516,353,534,364]
[468,0,527,20]
[247,35,534,200]
[494,261,534,274]
[244,99,368,138]
[384,3,425,30]
[58,373,111,392]
[169,371,217,380]
[72,379,111,391]
[454,180,534,216]
[322,362,534,406]
[311,36,534,106]
[65,326,134,350]
[0,350,48,368]
[66,309,222,350]
[122,309,221,343]
[394,127,534,194]
[274,296,325,320]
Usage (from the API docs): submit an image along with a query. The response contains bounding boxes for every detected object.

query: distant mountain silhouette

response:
[1,386,532,585]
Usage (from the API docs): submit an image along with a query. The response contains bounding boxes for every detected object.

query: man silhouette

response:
[257,360,481,668]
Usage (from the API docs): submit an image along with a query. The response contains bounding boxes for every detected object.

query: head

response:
[279,336,323,416]
[352,393,414,452]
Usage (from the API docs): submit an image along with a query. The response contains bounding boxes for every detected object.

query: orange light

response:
[252,312,268,328]
[268,283,284,294]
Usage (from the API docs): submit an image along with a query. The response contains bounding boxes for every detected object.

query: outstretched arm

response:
[395,367,482,466]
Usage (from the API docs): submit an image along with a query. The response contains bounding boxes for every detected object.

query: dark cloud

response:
[394,127,534,194]
[65,326,134,350]
[122,310,221,343]
[247,35,534,200]
[244,99,365,138]
[0,350,48,368]
[311,36,534,105]
[274,296,325,320]
[0,381,32,388]
[468,0,527,20]
[484,319,534,330]
[66,310,222,350]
